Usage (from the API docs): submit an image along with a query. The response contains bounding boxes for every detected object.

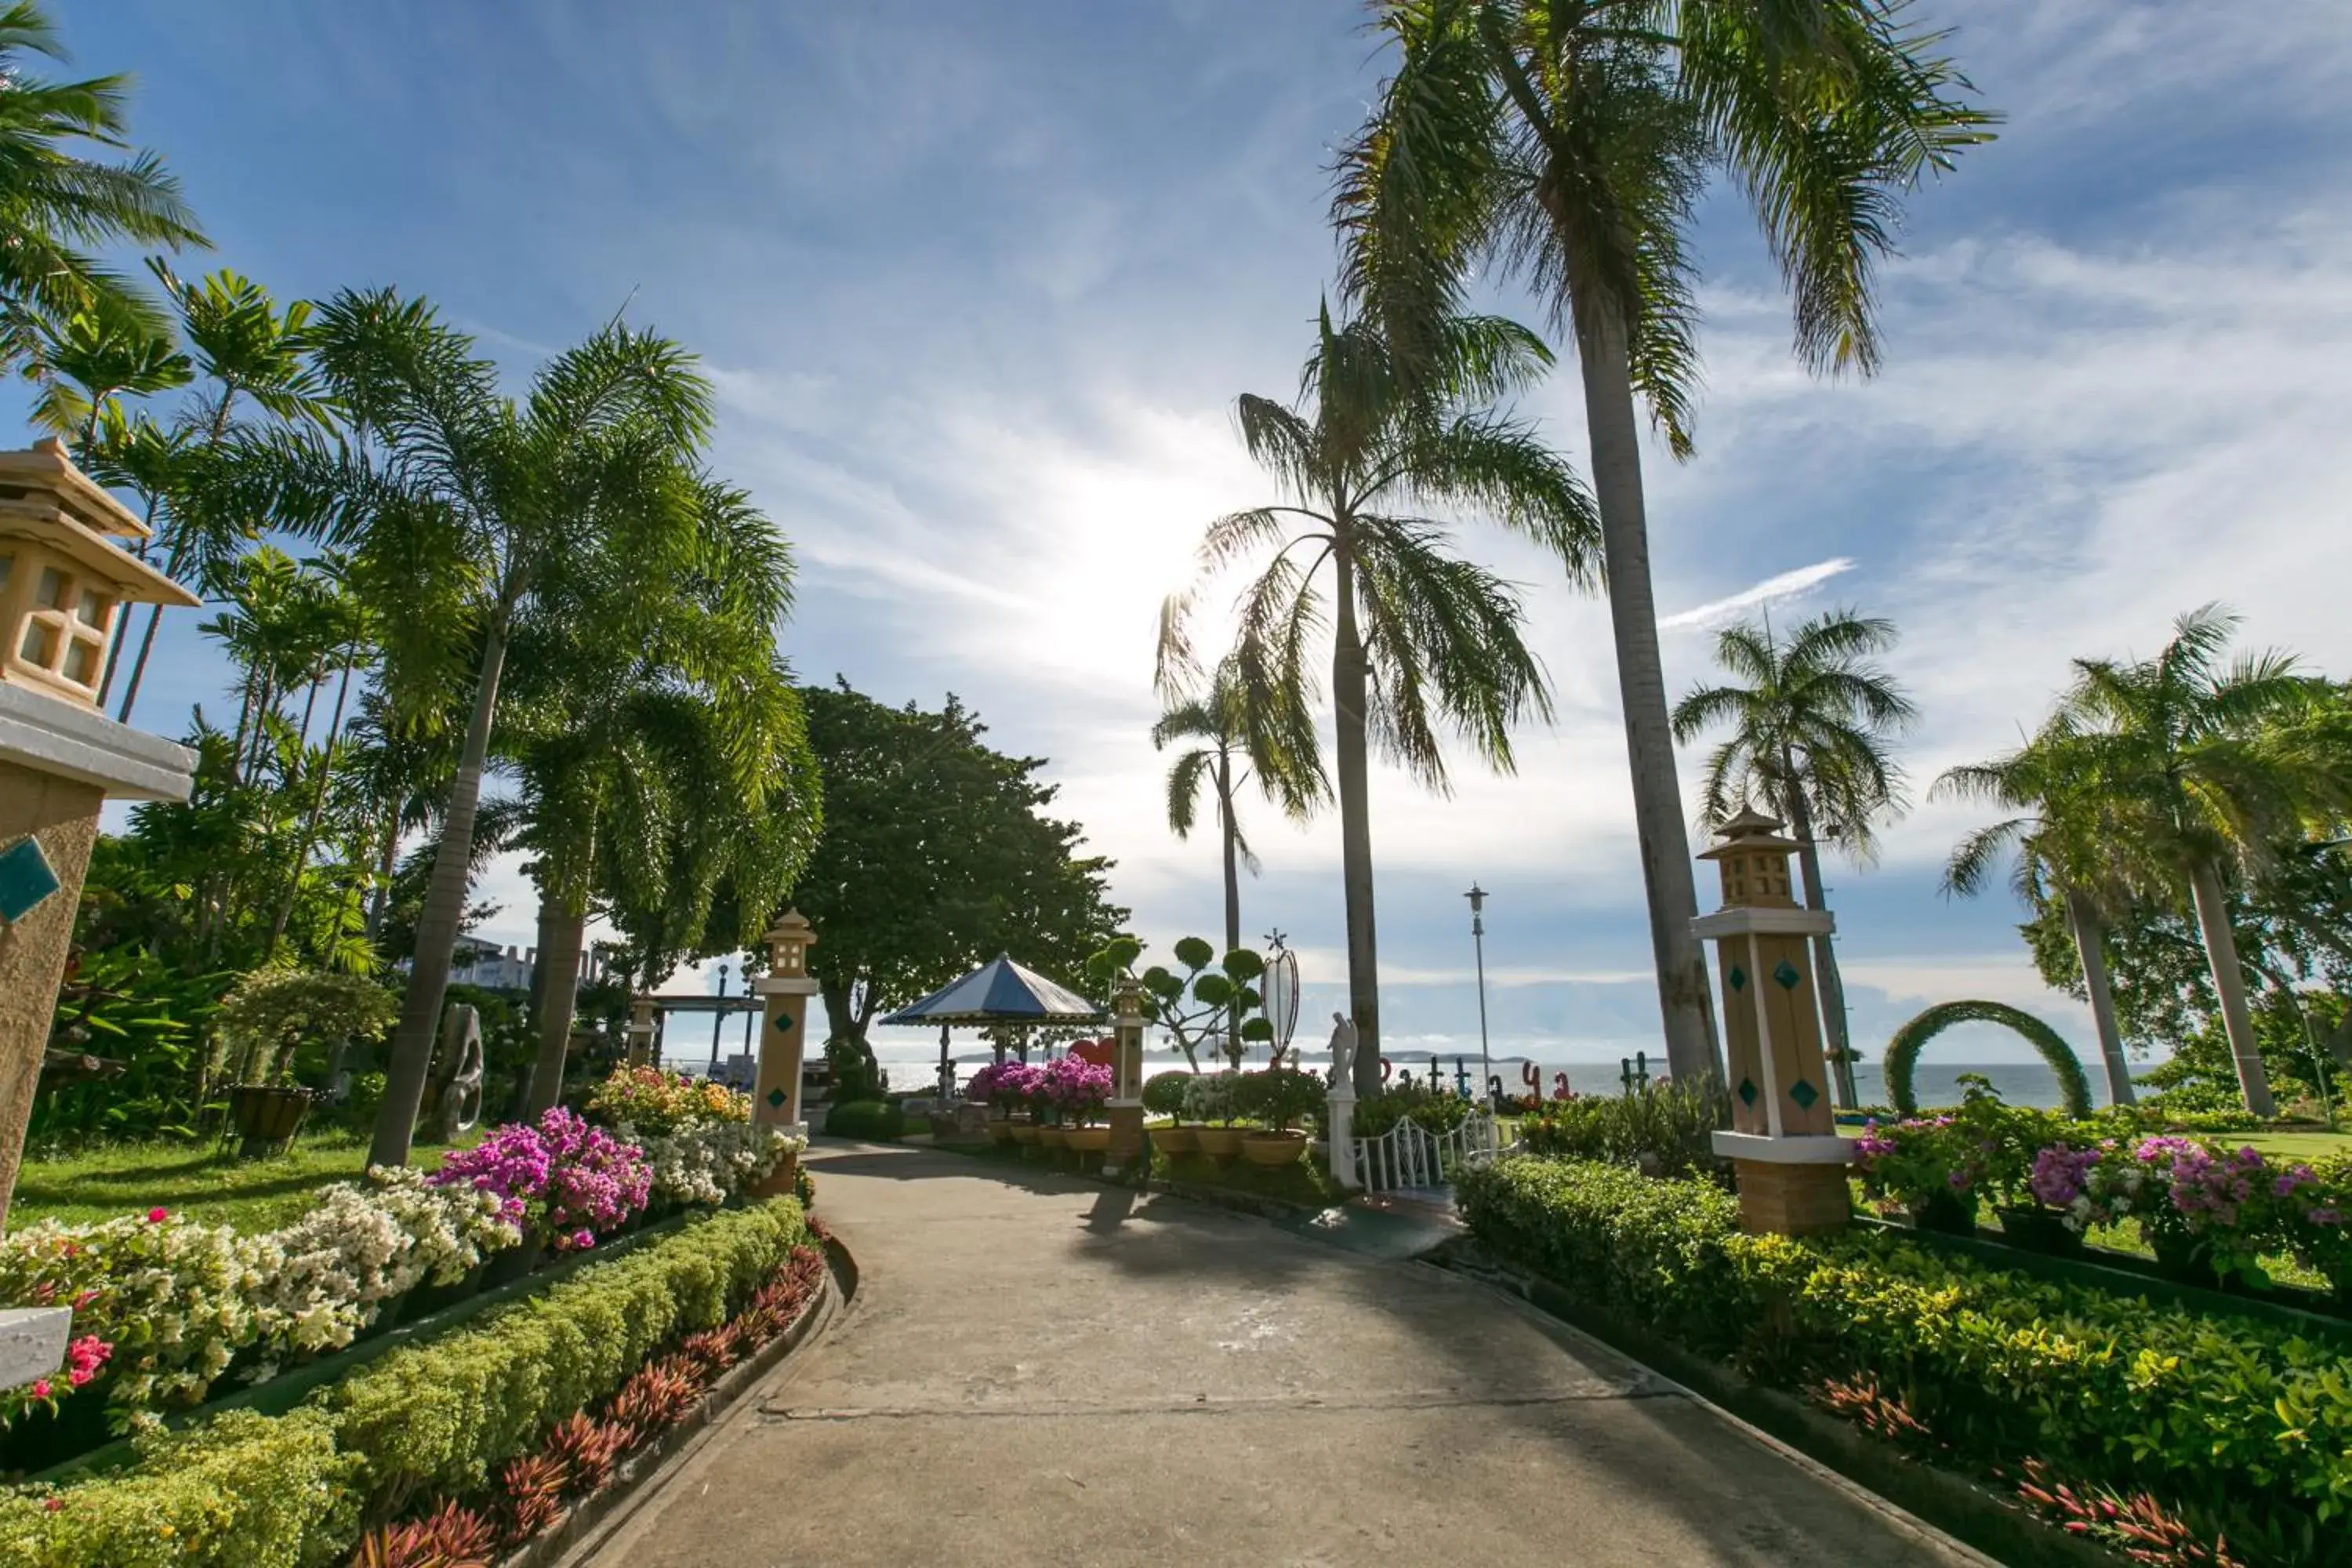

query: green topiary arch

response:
[1883,1000,2093,1120]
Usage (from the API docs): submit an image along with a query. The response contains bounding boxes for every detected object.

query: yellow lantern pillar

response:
[749,909,817,1198]
[0,440,198,1231]
[624,995,658,1067]
[1693,809,1855,1235]
[1103,978,1145,1175]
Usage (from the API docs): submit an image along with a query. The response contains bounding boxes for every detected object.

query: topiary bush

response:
[822,1099,905,1142]
[1142,1071,1193,1120]
[1458,1157,2352,1564]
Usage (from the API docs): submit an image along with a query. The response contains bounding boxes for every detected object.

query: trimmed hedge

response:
[822,1099,904,1141]
[1458,1158,2352,1566]
[2,1200,810,1567]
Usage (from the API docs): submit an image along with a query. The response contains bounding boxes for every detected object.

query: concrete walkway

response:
[573,1141,1983,1568]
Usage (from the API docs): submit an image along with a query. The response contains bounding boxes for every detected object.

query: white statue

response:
[1327,1011,1359,1093]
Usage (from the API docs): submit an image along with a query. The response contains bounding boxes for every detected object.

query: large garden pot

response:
[2146,1228,2221,1289]
[1152,1124,1199,1156]
[230,1085,315,1158]
[1036,1126,1069,1149]
[1992,1203,2082,1257]
[1065,1127,1111,1155]
[1008,1121,1041,1145]
[1906,1189,1980,1236]
[1194,1127,1244,1162]
[1240,1131,1308,1167]
[986,1118,1018,1145]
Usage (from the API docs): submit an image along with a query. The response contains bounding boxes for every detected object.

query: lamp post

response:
[1465,884,1491,1105]
[707,961,731,1075]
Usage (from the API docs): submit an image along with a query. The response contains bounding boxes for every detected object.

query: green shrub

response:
[1351,1081,1473,1139]
[3,1201,809,1563]
[0,1410,356,1568]
[1458,1158,2352,1564]
[1230,1069,1323,1132]
[1515,1080,1729,1177]
[1141,1071,1192,1119]
[822,1099,904,1141]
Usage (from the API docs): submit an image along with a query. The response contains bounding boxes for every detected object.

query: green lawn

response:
[12,1131,480,1232]
[2245,1129,2352,1162]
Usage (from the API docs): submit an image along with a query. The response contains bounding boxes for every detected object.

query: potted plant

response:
[212,968,396,1158]
[1952,1083,2077,1254]
[1851,1116,1983,1234]
[1236,1068,1321,1166]
[1143,1071,1196,1155]
[2128,1136,2294,1290]
[966,1062,1025,1143]
[1048,1055,1114,1158]
[1185,1072,1243,1161]
[2280,1154,2350,1303]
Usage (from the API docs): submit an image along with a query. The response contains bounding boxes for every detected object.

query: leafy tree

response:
[25,293,191,456]
[1158,307,1599,1097]
[1671,608,1915,1105]
[789,681,1129,1045]
[1334,0,1995,1082]
[0,1,205,367]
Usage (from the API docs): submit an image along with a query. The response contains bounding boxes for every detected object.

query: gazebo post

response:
[936,1021,953,1099]
[750,909,818,1199]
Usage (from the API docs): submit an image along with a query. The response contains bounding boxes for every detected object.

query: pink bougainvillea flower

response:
[42,1497,63,1513]
[146,1208,167,1224]
[28,1379,49,1399]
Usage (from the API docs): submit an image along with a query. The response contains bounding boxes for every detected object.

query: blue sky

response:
[47,2,2352,1068]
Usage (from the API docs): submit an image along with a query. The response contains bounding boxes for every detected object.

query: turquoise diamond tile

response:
[1772,960,1801,990]
[1737,1077,1758,1108]
[773,1010,793,1033]
[0,837,60,924]
[1788,1078,1820,1110]
[1726,965,1746,993]
[764,1087,787,1109]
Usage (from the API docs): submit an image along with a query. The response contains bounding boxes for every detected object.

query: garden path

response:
[568,1140,1987,1567]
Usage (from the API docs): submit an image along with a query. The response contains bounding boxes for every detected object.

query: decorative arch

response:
[1883,1000,2093,1120]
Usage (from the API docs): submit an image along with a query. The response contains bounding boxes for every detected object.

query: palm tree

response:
[1935,725,2145,1109]
[26,294,191,456]
[1159,307,1599,1097]
[1334,0,1995,1083]
[1153,662,1327,964]
[1671,608,1913,1105]
[2040,608,2347,1118]
[0,1,206,367]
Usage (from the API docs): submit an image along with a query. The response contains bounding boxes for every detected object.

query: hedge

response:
[822,1099,904,1141]
[1,1199,811,1567]
[1457,1158,2352,1567]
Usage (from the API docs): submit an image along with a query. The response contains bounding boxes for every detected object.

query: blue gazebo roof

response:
[877,954,1102,1026]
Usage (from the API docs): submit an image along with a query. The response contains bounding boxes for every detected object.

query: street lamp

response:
[1465,884,1491,1105]
[707,961,731,1075]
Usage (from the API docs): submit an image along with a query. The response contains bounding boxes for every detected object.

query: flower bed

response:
[1,1075,801,1455]
[0,1200,818,1568]
[1458,1157,2352,1567]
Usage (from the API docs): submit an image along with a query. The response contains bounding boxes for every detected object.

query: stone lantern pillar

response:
[625,995,657,1067]
[0,439,198,1234]
[1693,809,1856,1236]
[749,909,817,1198]
[1103,978,1145,1175]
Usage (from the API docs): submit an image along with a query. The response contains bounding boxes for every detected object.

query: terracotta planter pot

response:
[1152,1124,1199,1156]
[986,1119,1018,1145]
[1036,1126,1069,1149]
[1993,1203,2083,1257]
[1240,1131,1308,1167]
[1194,1127,1243,1161]
[229,1085,314,1158]
[1065,1127,1111,1153]
[1008,1122,1041,1145]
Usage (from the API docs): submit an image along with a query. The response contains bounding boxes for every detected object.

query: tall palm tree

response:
[1671,608,1913,1105]
[0,1,206,367]
[1935,724,2143,1109]
[26,294,191,456]
[1334,0,1995,1083]
[1159,307,1599,1097]
[256,290,717,1164]
[1153,662,1327,963]
[2042,608,2347,1118]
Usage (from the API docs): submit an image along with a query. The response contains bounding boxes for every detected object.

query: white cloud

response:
[1657,557,1857,630]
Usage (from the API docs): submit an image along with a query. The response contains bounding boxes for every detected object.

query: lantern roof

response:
[0,439,198,608]
[763,907,815,948]
[1698,807,1802,859]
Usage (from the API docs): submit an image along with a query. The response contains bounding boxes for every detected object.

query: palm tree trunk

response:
[364,818,399,942]
[1218,750,1243,1054]
[2186,858,2275,1119]
[371,609,513,1167]
[524,892,588,1120]
[98,494,162,708]
[2062,886,2134,1108]
[1330,535,1383,1099]
[1573,304,1721,1086]
[114,600,167,724]
[1778,772,1857,1107]
[267,660,355,956]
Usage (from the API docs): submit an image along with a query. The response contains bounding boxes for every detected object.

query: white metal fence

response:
[1334,1104,1504,1195]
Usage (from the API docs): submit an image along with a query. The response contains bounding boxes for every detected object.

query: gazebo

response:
[880,953,1103,1097]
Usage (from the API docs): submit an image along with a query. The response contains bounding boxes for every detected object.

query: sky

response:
[43,2,2352,1073]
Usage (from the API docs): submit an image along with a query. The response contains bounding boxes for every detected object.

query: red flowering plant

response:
[1850,1115,1987,1229]
[1042,1054,1112,1127]
[430,1108,652,1254]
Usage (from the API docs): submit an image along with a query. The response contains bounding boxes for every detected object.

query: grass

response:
[2245,1129,2352,1161]
[13,1130,481,1232]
